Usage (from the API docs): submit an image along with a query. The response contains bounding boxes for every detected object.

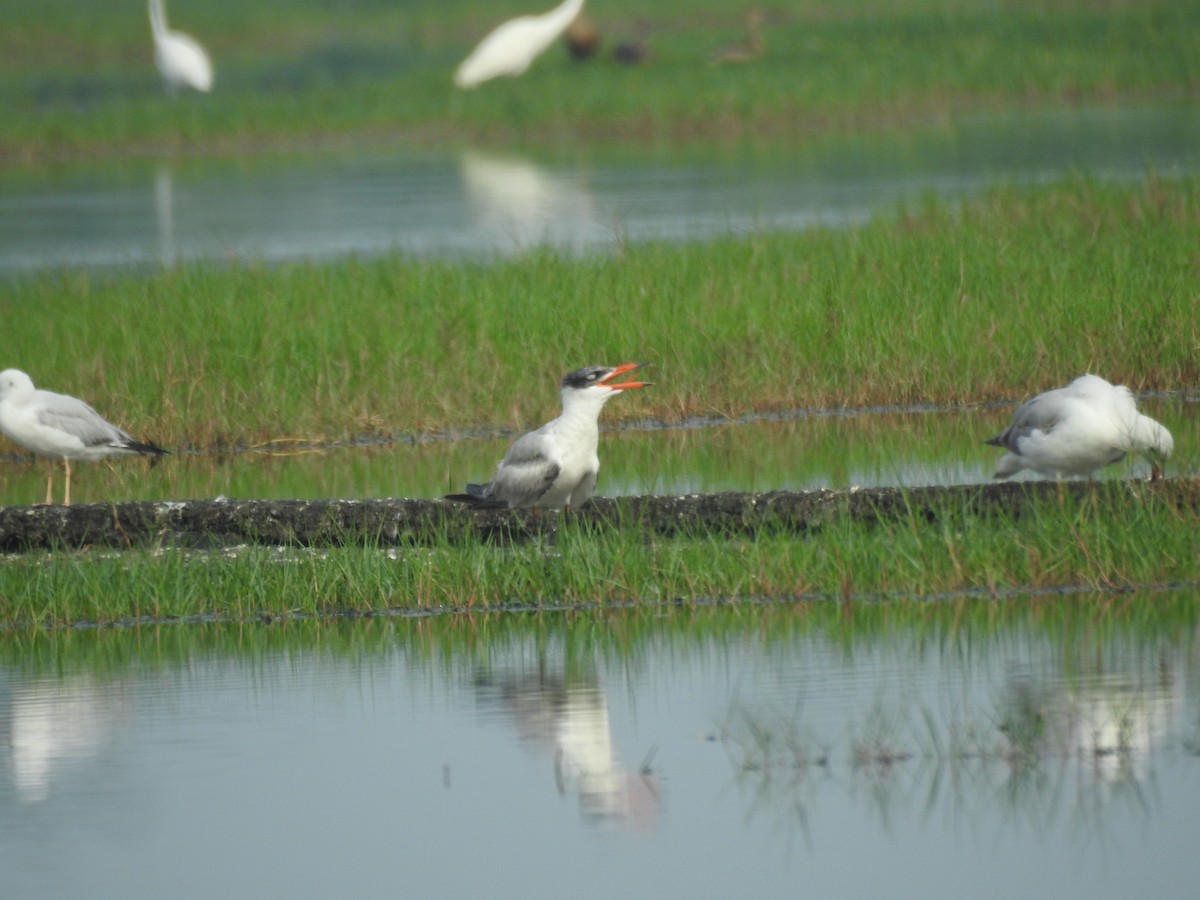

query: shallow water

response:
[0,396,1192,507]
[1,103,1197,276]
[1,610,1197,899]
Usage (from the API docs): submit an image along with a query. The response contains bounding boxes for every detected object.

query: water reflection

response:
[476,669,662,830]
[1000,669,1177,786]
[2,676,130,805]
[0,607,1196,897]
[459,150,606,253]
[2,103,1197,276]
[719,645,1190,844]
[154,166,175,265]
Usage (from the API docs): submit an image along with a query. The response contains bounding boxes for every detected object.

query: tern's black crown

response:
[561,366,613,389]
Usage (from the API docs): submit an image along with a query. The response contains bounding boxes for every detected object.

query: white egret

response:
[986,374,1174,481]
[0,369,168,506]
[454,0,587,89]
[149,0,214,95]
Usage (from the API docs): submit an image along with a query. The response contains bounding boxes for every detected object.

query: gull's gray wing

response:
[483,433,561,508]
[985,387,1070,452]
[36,389,132,449]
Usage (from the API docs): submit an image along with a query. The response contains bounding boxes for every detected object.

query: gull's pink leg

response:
[63,459,72,507]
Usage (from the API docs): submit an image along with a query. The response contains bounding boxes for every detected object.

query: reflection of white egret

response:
[154,165,176,264]
[7,679,128,804]
[149,0,214,95]
[454,0,586,88]
[458,149,600,251]
[986,374,1174,481]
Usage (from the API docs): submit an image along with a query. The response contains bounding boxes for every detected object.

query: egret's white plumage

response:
[149,0,213,95]
[0,369,167,506]
[986,374,1173,481]
[454,0,586,88]
[446,363,649,510]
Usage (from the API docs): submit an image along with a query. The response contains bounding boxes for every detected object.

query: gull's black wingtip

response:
[129,439,169,457]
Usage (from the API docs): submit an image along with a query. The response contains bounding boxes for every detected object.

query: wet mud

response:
[1,479,1195,553]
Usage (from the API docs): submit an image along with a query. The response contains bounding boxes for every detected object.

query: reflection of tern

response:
[480,673,661,829]
[458,150,598,251]
[986,374,1173,480]
[554,686,660,828]
[445,363,649,511]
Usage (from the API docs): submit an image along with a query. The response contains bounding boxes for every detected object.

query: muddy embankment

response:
[1,480,1197,553]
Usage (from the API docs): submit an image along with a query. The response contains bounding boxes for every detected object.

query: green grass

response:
[2,485,1197,627]
[5,2,1198,630]
[3,0,1198,160]
[2,174,1196,453]
[0,576,1194,672]
[2,576,1194,685]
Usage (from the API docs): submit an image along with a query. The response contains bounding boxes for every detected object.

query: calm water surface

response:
[0,397,1194,506]
[1,612,1197,898]
[1,104,1197,275]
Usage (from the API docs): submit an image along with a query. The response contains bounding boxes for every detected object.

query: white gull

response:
[986,374,1173,481]
[0,369,168,506]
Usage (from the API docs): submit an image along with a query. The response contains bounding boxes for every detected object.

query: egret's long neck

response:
[149,0,168,38]
[548,0,587,30]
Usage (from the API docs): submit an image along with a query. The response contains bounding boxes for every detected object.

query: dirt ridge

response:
[1,480,1192,553]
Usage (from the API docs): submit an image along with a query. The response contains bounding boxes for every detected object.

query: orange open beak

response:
[599,362,651,390]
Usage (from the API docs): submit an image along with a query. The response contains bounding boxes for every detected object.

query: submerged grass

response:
[1,577,1194,679]
[5,0,1199,160]
[3,174,1197,451]
[2,487,1197,627]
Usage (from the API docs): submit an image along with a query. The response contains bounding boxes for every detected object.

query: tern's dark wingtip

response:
[444,493,509,510]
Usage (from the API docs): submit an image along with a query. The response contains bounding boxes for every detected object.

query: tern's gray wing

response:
[985,388,1070,452]
[484,434,561,508]
[36,390,132,448]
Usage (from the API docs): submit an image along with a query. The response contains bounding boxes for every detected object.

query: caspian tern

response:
[446,362,650,510]
[0,369,168,506]
[986,374,1173,481]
